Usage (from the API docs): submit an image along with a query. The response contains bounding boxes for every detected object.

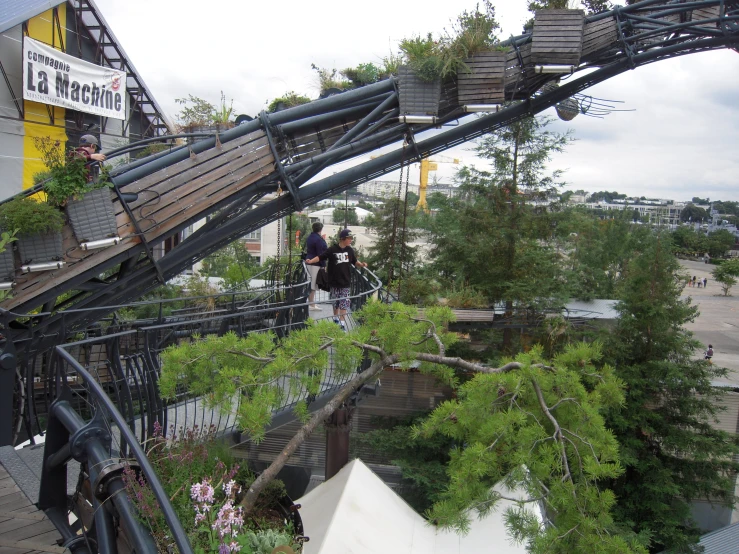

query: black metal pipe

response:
[92,496,117,554]
[352,108,400,142]
[293,92,399,186]
[284,123,407,176]
[55,347,194,554]
[86,439,157,553]
[44,442,71,470]
[111,79,395,188]
[277,93,393,135]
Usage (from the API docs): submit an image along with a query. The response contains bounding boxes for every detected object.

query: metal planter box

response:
[17,232,63,264]
[66,187,118,243]
[581,17,618,59]
[457,51,507,105]
[398,66,442,116]
[0,245,14,280]
[531,9,586,67]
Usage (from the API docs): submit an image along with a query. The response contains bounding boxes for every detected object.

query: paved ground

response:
[680,259,739,384]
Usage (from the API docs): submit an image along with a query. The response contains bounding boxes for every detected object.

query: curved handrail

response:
[34,265,380,552]
[52,347,193,554]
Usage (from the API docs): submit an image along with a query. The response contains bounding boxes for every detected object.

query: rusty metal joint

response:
[258,111,303,211]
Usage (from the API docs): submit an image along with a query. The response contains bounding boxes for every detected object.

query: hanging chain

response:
[398,165,411,300]
[274,186,283,287]
[387,141,407,288]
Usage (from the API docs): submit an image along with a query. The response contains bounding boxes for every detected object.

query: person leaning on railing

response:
[70,134,106,182]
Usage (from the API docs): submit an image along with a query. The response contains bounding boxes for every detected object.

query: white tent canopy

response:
[297,459,539,554]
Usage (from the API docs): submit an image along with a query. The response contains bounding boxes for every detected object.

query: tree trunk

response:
[239,354,398,514]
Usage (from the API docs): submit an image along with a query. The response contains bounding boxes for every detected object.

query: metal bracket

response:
[69,410,112,461]
[112,184,166,284]
[615,7,638,70]
[259,111,303,211]
[92,460,130,500]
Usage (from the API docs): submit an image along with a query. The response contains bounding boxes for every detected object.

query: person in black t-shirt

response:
[307,228,367,330]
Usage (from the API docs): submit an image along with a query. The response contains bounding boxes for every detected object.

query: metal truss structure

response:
[0,0,737,360]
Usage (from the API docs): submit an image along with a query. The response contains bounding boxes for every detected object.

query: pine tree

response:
[604,229,739,553]
[429,115,573,348]
[364,197,419,291]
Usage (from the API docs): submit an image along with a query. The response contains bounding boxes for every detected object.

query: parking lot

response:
[680,259,739,384]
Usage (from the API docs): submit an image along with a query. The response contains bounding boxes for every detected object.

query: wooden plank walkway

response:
[0,463,66,554]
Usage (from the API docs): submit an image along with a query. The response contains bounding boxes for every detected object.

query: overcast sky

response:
[94,0,739,203]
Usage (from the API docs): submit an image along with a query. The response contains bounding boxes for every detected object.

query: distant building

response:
[577,201,684,226]
[357,180,420,198]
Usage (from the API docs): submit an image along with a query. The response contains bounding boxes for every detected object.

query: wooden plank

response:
[2,520,56,542]
[125,144,271,222]
[127,138,270,211]
[142,158,274,243]
[532,29,585,37]
[134,150,273,227]
[0,492,29,510]
[4,137,278,310]
[0,510,46,522]
[457,76,504,85]
[126,131,266,193]
[531,46,583,53]
[0,538,65,554]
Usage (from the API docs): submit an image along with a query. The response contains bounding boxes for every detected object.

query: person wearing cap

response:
[72,134,106,182]
[305,221,328,310]
[307,228,367,330]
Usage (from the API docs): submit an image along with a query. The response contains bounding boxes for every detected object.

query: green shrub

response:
[33,136,110,206]
[444,286,487,308]
[341,63,381,87]
[268,91,311,113]
[0,197,64,236]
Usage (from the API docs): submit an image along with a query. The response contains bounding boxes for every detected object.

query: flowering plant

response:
[191,471,245,554]
[123,423,302,553]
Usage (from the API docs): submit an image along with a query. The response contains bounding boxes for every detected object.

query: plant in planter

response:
[123,425,303,553]
[34,136,118,244]
[0,230,17,289]
[268,91,312,113]
[176,92,236,133]
[447,1,509,105]
[310,63,353,98]
[340,62,381,88]
[0,196,65,265]
[397,34,447,116]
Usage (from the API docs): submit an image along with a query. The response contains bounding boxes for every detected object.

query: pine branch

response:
[239,353,399,514]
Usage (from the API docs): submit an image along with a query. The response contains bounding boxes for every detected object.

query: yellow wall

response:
[22,6,67,190]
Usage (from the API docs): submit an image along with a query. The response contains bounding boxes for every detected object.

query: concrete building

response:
[581,201,685,226]
[356,180,420,199]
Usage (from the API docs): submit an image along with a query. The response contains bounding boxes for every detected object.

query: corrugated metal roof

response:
[0,0,62,34]
[697,521,739,554]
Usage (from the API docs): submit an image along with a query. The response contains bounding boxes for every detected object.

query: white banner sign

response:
[23,37,126,120]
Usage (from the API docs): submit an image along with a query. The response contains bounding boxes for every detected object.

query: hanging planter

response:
[0,246,14,281]
[581,17,618,59]
[456,51,507,105]
[66,187,118,244]
[398,65,442,117]
[17,232,64,265]
[531,9,586,67]
[0,197,65,266]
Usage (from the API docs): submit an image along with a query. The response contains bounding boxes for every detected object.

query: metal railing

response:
[28,264,380,553]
